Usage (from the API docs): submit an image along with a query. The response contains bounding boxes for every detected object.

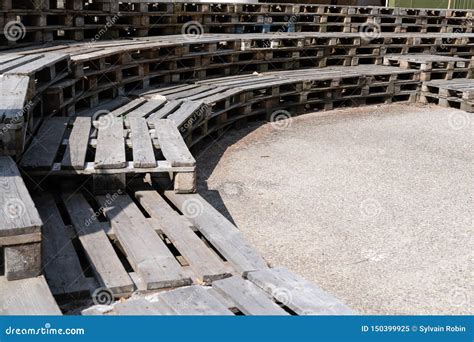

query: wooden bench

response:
[0,156,42,280]
[19,113,196,193]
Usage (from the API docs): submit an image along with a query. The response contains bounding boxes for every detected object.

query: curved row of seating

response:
[1,1,473,45]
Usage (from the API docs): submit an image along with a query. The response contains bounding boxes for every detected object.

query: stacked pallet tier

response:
[1,2,474,46]
[420,79,474,112]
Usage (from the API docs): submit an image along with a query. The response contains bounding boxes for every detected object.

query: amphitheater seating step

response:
[420,79,474,112]
[0,156,42,280]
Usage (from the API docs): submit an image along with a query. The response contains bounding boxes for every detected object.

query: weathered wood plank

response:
[20,117,69,169]
[62,116,92,170]
[113,298,175,315]
[154,119,195,167]
[147,100,183,121]
[213,276,289,315]
[135,190,229,283]
[94,116,126,169]
[125,99,166,119]
[0,276,62,315]
[156,286,234,315]
[129,118,156,168]
[165,192,268,275]
[0,156,42,238]
[96,194,192,290]
[247,267,356,315]
[167,101,205,128]
[35,193,92,296]
[62,192,134,295]
[0,74,29,125]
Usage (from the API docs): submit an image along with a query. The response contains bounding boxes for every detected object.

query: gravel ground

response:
[195,103,473,315]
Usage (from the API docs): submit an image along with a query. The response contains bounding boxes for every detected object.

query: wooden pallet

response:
[82,268,355,316]
[420,79,474,112]
[384,54,473,81]
[18,114,196,193]
[30,187,266,300]
[0,156,42,281]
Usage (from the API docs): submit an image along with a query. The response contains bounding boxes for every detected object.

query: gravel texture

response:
[195,103,473,315]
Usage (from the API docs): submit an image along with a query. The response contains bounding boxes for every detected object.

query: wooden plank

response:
[113,298,175,315]
[0,156,42,238]
[154,119,195,167]
[129,118,156,168]
[157,286,234,315]
[135,190,229,283]
[247,267,356,315]
[62,192,134,295]
[0,276,62,315]
[20,117,69,169]
[147,100,183,121]
[213,276,289,315]
[165,192,268,275]
[110,98,147,117]
[35,193,92,296]
[62,116,92,170]
[96,194,192,290]
[0,74,29,124]
[94,116,126,169]
[167,101,205,128]
[125,99,166,119]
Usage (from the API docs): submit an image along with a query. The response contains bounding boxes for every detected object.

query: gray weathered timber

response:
[0,156,42,238]
[135,190,229,283]
[247,267,356,315]
[62,192,134,295]
[165,192,268,275]
[129,118,156,168]
[20,117,69,169]
[156,286,234,315]
[94,116,126,169]
[213,276,289,315]
[113,298,175,315]
[0,276,62,315]
[154,119,195,167]
[96,194,192,290]
[62,116,92,170]
[35,193,92,296]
